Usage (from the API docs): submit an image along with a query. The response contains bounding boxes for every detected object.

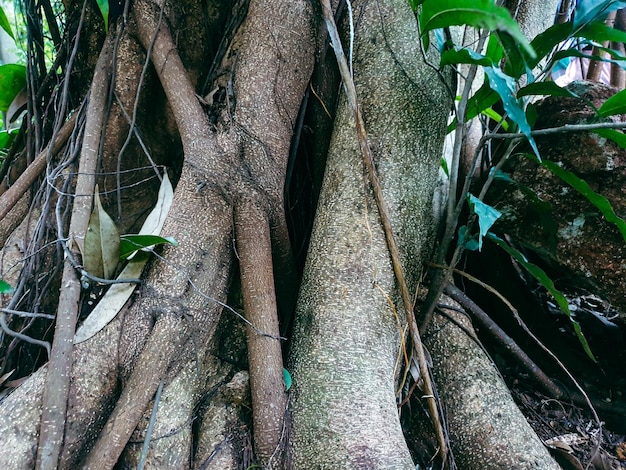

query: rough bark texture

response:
[288,0,450,466]
[503,0,560,42]
[426,298,561,469]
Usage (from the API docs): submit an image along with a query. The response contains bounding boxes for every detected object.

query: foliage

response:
[418,0,626,359]
[0,279,13,294]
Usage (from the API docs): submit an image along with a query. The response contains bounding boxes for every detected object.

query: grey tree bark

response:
[288,0,449,466]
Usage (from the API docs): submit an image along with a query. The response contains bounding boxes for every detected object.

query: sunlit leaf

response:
[467,195,501,251]
[484,66,539,156]
[481,107,509,130]
[120,234,178,260]
[540,159,626,241]
[487,233,596,361]
[0,279,13,294]
[0,129,17,150]
[0,6,14,40]
[594,128,626,148]
[84,187,120,279]
[74,172,174,343]
[0,64,26,112]
[420,0,534,57]
[597,88,626,117]
[95,0,109,32]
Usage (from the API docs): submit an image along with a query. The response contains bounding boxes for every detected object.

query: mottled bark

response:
[288,0,450,466]
[426,298,561,469]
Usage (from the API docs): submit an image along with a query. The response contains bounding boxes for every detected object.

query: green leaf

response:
[487,233,595,361]
[594,128,626,148]
[458,225,479,251]
[283,368,292,391]
[484,66,539,156]
[579,20,626,43]
[517,82,578,99]
[0,279,14,294]
[529,23,574,70]
[407,0,424,11]
[420,0,535,58]
[553,48,626,70]
[0,6,14,40]
[597,88,626,117]
[84,188,120,279]
[0,64,26,112]
[120,234,178,260]
[574,0,626,28]
[540,160,626,241]
[440,157,449,177]
[440,47,492,67]
[481,107,509,130]
[0,129,17,150]
[95,0,109,32]
[467,194,501,251]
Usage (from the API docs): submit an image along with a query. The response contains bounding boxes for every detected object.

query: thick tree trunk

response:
[288,0,450,466]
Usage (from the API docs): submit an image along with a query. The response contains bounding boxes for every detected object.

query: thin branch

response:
[320,0,448,462]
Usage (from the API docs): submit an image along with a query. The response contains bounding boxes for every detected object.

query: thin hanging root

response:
[319,0,448,463]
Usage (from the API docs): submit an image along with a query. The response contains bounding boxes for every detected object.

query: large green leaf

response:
[0,64,26,112]
[440,47,492,67]
[120,234,178,260]
[594,128,626,148]
[96,0,109,32]
[484,66,539,156]
[528,23,574,70]
[597,88,626,117]
[579,20,626,43]
[540,160,626,241]
[574,0,626,28]
[487,233,596,362]
[420,0,534,57]
[83,188,120,279]
[0,5,14,40]
[468,194,501,250]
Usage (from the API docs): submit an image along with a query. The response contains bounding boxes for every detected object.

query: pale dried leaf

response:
[74,172,174,343]
[83,187,120,279]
